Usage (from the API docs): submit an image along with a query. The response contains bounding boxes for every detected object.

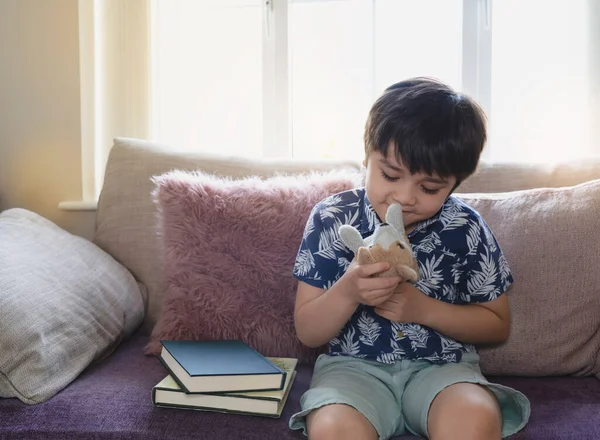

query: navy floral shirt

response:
[293,188,513,364]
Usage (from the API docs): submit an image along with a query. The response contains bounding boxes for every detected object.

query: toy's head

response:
[339,203,419,282]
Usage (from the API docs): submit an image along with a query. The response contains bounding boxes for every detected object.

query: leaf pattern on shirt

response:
[466,221,481,256]
[343,209,360,229]
[440,200,470,231]
[322,278,334,290]
[321,194,344,208]
[404,324,430,350]
[293,249,314,277]
[305,213,316,238]
[376,322,408,362]
[415,254,445,295]
[450,260,464,285]
[498,252,512,289]
[441,284,458,302]
[364,204,379,231]
[390,338,406,357]
[338,256,351,272]
[482,218,498,252]
[357,311,381,346]
[391,321,404,341]
[315,220,346,260]
[414,231,441,254]
[376,352,397,363]
[467,246,498,297]
[423,352,458,363]
[440,334,464,354]
[339,327,361,355]
[292,189,513,365]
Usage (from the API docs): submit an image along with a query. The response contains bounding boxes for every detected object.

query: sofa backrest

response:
[94,137,600,333]
[458,160,600,193]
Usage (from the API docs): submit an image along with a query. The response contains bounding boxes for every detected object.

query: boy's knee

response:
[428,383,501,440]
[307,404,378,440]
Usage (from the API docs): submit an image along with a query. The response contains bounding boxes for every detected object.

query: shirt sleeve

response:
[292,203,342,290]
[458,216,514,304]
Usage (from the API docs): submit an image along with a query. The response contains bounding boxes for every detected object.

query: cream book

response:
[152,357,298,418]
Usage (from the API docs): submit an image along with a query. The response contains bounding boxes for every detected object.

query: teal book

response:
[152,357,298,418]
[158,340,286,393]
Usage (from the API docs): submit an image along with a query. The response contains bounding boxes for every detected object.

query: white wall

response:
[0,0,95,239]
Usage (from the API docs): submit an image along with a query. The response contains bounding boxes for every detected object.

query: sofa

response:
[2,137,600,440]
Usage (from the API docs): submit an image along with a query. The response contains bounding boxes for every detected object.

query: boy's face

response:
[364,144,456,233]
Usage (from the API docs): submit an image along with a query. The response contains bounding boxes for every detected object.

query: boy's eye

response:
[421,186,440,195]
[380,171,398,182]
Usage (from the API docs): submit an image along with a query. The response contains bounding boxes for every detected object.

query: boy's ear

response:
[339,225,364,254]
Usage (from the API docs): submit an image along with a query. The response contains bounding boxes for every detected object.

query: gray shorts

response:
[289,353,530,439]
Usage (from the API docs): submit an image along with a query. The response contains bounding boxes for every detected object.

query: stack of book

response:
[152,340,298,418]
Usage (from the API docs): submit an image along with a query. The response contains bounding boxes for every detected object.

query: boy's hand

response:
[374,282,430,323]
[340,260,402,307]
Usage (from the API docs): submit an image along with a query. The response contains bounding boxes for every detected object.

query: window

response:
[489,0,596,162]
[288,0,464,160]
[151,0,264,157]
[79,0,600,201]
[150,0,475,159]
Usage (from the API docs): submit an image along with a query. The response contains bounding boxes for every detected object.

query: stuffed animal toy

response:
[339,203,419,283]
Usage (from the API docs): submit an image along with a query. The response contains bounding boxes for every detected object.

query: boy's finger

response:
[358,262,391,278]
[366,276,402,290]
[365,290,395,306]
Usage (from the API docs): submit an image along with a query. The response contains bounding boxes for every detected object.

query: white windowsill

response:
[58,201,98,211]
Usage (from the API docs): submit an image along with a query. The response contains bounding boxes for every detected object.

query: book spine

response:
[158,356,191,393]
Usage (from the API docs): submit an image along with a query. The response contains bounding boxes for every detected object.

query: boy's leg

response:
[289,354,402,440]
[306,404,378,440]
[400,353,530,440]
[427,382,502,440]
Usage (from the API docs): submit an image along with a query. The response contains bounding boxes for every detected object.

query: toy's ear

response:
[339,224,364,254]
[396,264,419,283]
[386,203,406,237]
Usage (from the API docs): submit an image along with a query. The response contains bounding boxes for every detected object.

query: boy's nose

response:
[394,191,416,206]
[392,181,417,206]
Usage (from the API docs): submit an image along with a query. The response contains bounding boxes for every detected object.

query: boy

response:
[289,78,530,440]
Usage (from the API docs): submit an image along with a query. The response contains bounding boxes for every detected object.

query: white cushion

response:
[0,208,144,404]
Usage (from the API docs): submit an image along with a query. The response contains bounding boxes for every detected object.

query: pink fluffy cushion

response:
[145,169,359,363]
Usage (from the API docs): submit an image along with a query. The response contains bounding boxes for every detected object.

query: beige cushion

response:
[459,158,600,193]
[94,138,361,331]
[455,180,600,377]
[0,209,144,404]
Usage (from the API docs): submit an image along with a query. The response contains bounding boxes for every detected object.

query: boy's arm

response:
[293,281,358,348]
[419,287,510,344]
[375,283,510,345]
[295,262,402,348]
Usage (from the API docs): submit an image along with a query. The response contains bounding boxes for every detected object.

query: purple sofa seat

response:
[1,332,599,440]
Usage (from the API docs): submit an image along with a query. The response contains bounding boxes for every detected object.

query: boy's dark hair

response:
[364,77,487,188]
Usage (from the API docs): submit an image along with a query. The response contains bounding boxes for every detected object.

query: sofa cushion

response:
[94,137,361,332]
[0,208,145,404]
[145,169,360,362]
[456,179,600,377]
